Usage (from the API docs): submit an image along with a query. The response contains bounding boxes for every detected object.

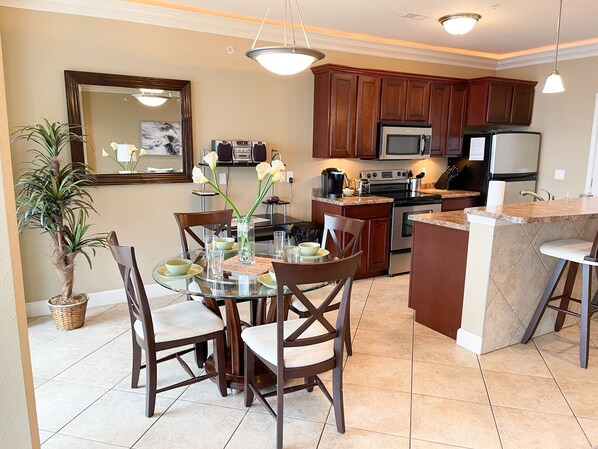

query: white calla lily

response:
[129,145,138,155]
[139,148,147,157]
[110,142,118,151]
[256,162,271,181]
[203,151,218,171]
[102,149,110,157]
[270,159,285,176]
[192,166,209,184]
[271,172,283,184]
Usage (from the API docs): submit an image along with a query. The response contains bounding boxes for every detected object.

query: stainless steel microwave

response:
[378,125,432,160]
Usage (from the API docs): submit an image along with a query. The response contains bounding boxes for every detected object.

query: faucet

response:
[520,189,554,201]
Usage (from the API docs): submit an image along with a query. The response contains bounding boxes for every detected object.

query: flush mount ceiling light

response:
[543,0,565,93]
[439,13,481,35]
[246,0,325,76]
[132,88,169,107]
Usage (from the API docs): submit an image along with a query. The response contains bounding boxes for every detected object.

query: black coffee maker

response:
[321,168,345,198]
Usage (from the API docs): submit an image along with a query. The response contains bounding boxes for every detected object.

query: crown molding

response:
[3,0,598,73]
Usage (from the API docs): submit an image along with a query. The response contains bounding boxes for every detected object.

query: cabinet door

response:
[429,83,450,156]
[405,80,431,122]
[510,84,535,125]
[330,73,357,158]
[380,77,406,121]
[367,218,390,272]
[354,76,380,158]
[486,83,512,124]
[446,84,467,156]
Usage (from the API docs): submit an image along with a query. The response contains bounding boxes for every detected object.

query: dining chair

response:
[107,231,227,417]
[242,252,361,449]
[289,213,365,355]
[173,209,233,254]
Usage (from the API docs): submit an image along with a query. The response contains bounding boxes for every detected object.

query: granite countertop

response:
[311,188,393,206]
[465,196,598,223]
[410,211,469,231]
[419,188,480,199]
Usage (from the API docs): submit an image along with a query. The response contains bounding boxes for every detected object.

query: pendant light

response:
[543,0,565,93]
[246,0,325,76]
[132,89,169,107]
[439,13,481,35]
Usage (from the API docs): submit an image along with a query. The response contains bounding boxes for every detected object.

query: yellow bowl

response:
[165,258,192,275]
[299,242,320,256]
[215,237,235,250]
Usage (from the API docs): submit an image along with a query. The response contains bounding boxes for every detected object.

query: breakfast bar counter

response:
[459,197,598,354]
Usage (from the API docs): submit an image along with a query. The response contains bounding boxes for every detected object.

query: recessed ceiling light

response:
[400,13,430,20]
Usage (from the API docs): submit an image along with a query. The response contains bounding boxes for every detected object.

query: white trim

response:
[585,93,598,195]
[3,0,598,71]
[456,328,483,355]
[25,283,175,317]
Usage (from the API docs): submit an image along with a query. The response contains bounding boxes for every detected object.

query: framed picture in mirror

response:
[64,70,193,185]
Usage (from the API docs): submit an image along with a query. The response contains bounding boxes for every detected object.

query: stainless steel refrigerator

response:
[449,131,541,205]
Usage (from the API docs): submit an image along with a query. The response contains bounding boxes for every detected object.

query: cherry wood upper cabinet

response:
[380,77,406,121]
[380,78,430,122]
[429,83,450,156]
[446,84,467,156]
[312,67,380,159]
[465,77,537,126]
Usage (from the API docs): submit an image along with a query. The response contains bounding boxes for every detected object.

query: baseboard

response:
[456,328,483,355]
[26,283,175,317]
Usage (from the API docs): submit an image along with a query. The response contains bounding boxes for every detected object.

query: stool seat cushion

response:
[241,318,333,368]
[539,239,598,266]
[134,301,224,343]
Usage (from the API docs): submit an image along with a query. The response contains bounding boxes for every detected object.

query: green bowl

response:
[269,269,277,283]
[165,258,192,275]
[299,242,320,256]
[215,237,235,250]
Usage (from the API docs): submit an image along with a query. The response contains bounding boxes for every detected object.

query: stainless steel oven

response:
[390,202,441,275]
[361,169,442,276]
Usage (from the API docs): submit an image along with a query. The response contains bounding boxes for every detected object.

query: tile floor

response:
[27,275,598,449]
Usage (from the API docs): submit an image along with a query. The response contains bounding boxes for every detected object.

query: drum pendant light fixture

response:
[543,0,565,93]
[439,13,481,35]
[246,0,325,76]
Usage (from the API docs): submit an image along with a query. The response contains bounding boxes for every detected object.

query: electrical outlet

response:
[219,173,227,185]
[286,171,294,183]
[279,171,286,183]
[554,169,565,180]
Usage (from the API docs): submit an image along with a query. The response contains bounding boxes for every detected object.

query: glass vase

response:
[237,218,255,265]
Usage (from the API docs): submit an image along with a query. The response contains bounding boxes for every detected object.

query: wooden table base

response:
[205,354,276,391]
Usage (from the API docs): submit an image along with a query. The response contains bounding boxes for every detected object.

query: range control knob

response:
[366,173,371,178]
[397,171,402,177]
[372,172,378,177]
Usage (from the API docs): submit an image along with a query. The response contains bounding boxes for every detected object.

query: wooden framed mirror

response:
[65,70,193,185]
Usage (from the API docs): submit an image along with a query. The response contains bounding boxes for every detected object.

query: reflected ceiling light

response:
[439,13,481,35]
[132,88,169,107]
[246,0,325,76]
[543,0,565,93]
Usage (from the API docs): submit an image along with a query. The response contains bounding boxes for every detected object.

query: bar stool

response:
[522,238,598,368]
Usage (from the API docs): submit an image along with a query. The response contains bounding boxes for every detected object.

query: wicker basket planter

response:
[48,293,89,330]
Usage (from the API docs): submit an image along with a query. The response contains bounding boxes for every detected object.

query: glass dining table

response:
[152,241,332,390]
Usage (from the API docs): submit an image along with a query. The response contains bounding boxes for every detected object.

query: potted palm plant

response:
[14,119,106,330]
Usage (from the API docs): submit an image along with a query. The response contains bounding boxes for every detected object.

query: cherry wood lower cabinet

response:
[408,222,469,339]
[312,200,391,278]
[441,196,479,211]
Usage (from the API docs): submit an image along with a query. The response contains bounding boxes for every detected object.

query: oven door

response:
[391,203,442,251]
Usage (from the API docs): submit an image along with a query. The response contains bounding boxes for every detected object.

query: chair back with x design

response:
[321,214,365,259]
[173,209,233,254]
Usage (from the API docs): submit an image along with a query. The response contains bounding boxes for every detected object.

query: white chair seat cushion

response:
[290,284,337,313]
[134,301,224,343]
[241,318,334,368]
[539,239,598,266]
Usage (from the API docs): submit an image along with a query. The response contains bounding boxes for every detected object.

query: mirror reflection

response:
[64,71,193,185]
[81,85,183,174]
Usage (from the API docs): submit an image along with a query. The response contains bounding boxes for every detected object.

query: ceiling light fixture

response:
[132,88,169,107]
[246,0,325,76]
[543,0,565,93]
[439,13,481,35]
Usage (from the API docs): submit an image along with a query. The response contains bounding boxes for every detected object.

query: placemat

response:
[222,255,272,276]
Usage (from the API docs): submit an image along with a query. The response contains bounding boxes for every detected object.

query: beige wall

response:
[0,31,39,448]
[0,7,496,303]
[498,57,598,198]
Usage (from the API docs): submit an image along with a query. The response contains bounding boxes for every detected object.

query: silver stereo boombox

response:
[211,140,267,164]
